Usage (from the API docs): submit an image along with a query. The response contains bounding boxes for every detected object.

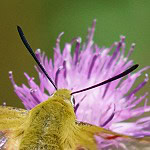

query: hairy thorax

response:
[19,90,76,150]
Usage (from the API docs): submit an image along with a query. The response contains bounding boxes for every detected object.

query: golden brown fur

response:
[0,89,150,150]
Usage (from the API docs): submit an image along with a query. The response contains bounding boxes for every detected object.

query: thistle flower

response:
[9,20,150,149]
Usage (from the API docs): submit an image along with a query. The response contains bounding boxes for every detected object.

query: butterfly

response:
[0,26,150,150]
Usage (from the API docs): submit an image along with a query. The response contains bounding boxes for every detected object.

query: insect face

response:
[52,89,74,107]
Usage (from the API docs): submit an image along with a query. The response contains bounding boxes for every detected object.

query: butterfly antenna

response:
[17,26,57,90]
[71,64,139,95]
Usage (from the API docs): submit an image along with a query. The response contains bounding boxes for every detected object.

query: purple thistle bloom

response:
[9,20,150,149]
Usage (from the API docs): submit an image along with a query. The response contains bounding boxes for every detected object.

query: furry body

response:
[1,89,150,150]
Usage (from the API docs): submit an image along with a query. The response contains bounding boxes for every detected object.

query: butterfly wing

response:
[0,105,28,149]
[75,121,150,150]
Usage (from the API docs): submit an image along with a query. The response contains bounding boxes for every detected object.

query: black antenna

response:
[17,26,57,90]
[71,64,139,95]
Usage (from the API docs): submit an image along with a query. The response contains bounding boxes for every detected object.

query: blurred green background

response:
[0,0,150,108]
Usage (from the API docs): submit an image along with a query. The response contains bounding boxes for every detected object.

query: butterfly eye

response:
[71,96,75,106]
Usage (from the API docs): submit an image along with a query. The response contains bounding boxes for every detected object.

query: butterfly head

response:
[53,89,75,107]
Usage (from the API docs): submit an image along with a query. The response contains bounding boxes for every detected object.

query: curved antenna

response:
[17,26,57,90]
[71,64,139,95]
